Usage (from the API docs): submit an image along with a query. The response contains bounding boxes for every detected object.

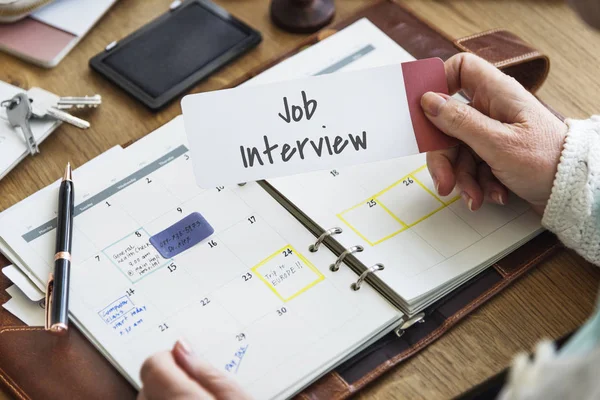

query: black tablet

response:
[89,0,261,110]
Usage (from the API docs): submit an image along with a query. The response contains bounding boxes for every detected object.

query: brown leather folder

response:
[0,1,559,399]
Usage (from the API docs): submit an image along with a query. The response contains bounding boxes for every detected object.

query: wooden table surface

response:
[1,0,600,399]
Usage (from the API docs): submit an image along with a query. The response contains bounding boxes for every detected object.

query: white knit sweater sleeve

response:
[542,116,600,265]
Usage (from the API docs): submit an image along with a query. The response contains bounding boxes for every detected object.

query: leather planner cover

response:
[0,1,559,399]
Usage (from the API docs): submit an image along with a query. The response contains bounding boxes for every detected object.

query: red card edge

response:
[401,58,458,152]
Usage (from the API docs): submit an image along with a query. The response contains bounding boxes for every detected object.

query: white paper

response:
[31,0,117,37]
[2,264,44,301]
[182,65,420,187]
[3,285,45,326]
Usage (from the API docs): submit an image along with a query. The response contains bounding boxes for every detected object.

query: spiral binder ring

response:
[329,245,364,271]
[309,227,343,252]
[351,263,384,291]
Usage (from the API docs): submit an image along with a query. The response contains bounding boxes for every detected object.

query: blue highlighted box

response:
[149,212,214,258]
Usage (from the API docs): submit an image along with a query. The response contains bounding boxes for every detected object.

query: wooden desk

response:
[1,1,600,399]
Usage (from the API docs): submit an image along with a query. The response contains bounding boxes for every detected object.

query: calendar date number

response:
[241,272,252,282]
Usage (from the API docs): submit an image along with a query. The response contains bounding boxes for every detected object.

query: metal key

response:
[28,87,101,111]
[27,88,90,129]
[56,94,101,109]
[2,93,39,155]
[44,107,91,129]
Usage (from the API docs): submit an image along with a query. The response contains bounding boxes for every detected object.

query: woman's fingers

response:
[443,53,535,123]
[172,340,252,400]
[140,351,213,400]
[477,162,508,205]
[428,146,508,209]
[421,92,509,166]
[454,147,483,211]
[444,53,506,97]
[426,147,458,196]
[423,53,568,212]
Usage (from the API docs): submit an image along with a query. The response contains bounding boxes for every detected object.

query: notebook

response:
[0,19,543,399]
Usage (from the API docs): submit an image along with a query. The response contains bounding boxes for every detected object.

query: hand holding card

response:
[181,58,454,187]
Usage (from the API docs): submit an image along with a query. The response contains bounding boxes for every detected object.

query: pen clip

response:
[44,273,54,331]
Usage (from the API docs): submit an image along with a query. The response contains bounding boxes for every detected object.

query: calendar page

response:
[0,117,401,399]
[270,155,541,309]
[245,18,543,310]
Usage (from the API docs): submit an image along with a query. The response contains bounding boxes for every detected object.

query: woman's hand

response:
[138,340,252,400]
[421,53,568,214]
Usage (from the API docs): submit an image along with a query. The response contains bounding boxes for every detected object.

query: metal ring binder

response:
[351,263,384,291]
[394,312,426,338]
[308,227,343,252]
[329,245,363,271]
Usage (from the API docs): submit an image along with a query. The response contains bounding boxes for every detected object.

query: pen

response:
[45,162,74,334]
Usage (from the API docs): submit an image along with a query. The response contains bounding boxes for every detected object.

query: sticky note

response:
[149,212,214,258]
[181,58,455,188]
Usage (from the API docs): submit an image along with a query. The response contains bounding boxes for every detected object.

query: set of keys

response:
[1,87,101,155]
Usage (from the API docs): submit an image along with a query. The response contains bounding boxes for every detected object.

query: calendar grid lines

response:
[337,165,457,246]
[407,212,521,277]
[73,223,100,260]
[411,174,445,207]
[251,244,325,302]
[404,203,447,228]
[101,227,173,284]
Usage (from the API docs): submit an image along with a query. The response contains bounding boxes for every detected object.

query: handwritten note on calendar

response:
[181,59,454,188]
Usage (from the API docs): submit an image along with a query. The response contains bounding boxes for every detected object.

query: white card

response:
[181,60,454,188]
[2,265,44,301]
[3,285,45,326]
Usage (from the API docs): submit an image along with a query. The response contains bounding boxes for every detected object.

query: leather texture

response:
[0,1,557,399]
[454,29,549,93]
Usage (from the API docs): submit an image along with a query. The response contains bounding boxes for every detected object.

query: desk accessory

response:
[1,86,101,159]
[0,0,117,68]
[90,0,262,110]
[44,163,74,334]
[0,1,558,399]
[270,0,335,33]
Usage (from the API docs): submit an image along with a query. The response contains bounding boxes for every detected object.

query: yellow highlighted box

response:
[252,245,324,302]
[338,165,456,246]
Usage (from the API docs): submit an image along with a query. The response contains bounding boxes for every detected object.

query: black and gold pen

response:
[45,162,74,334]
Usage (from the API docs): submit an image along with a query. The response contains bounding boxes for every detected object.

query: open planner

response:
[0,19,543,399]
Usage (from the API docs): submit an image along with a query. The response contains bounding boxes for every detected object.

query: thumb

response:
[172,339,252,400]
[421,92,509,161]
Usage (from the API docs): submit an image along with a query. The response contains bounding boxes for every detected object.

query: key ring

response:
[1,98,19,109]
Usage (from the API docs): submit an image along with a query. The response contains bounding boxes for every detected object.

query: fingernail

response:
[421,92,447,117]
[432,175,440,195]
[461,191,474,212]
[493,191,505,205]
[175,339,193,356]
